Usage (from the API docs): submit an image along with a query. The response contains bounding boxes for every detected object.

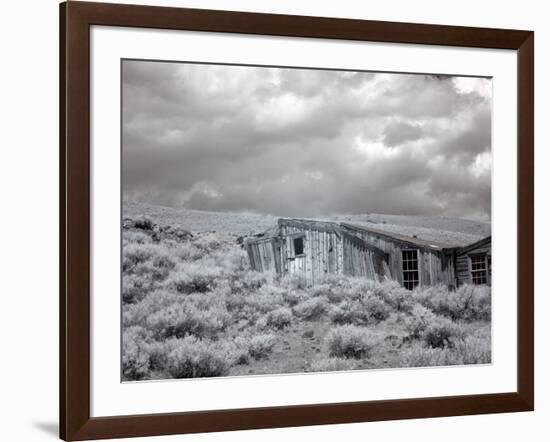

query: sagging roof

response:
[246,218,388,258]
[340,222,458,251]
[243,224,279,243]
[278,218,342,235]
[456,235,492,255]
[247,218,488,254]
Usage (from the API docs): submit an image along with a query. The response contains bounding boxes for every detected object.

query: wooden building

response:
[455,235,492,286]
[340,223,457,290]
[244,219,390,286]
[245,218,491,289]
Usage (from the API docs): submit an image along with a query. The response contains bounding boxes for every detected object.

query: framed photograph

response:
[60,1,534,440]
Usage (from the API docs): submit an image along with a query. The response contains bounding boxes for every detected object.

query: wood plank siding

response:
[340,223,457,289]
[245,237,280,274]
[455,236,492,286]
[279,220,344,285]
[245,219,389,286]
[245,219,491,290]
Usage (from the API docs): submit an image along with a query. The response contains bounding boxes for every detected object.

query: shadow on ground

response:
[33,422,58,438]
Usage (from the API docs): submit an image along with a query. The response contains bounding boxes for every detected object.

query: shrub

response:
[152,252,176,271]
[282,290,308,307]
[184,291,228,311]
[254,315,269,331]
[400,326,489,367]
[267,307,292,329]
[453,334,491,364]
[317,285,346,304]
[191,232,239,254]
[421,316,463,348]
[122,326,151,380]
[400,342,461,368]
[123,230,152,245]
[122,273,153,304]
[309,279,356,304]
[403,304,437,339]
[233,305,264,326]
[174,242,204,261]
[122,290,180,327]
[228,270,271,293]
[455,285,491,321]
[309,283,333,298]
[165,336,232,378]
[248,334,276,360]
[292,297,328,320]
[134,216,155,231]
[313,274,364,303]
[160,225,193,242]
[414,284,491,322]
[227,336,252,365]
[122,233,175,283]
[139,339,173,374]
[385,311,408,327]
[244,292,285,314]
[308,356,357,372]
[210,247,249,273]
[325,325,376,359]
[328,286,359,304]
[146,303,230,339]
[329,300,370,326]
[377,282,415,312]
[361,293,391,322]
[226,291,284,326]
[145,336,251,375]
[280,273,308,291]
[133,260,173,282]
[122,243,158,271]
[164,263,222,294]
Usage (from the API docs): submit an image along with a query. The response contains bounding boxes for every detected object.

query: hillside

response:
[124,201,278,236]
[123,200,490,246]
[122,200,492,380]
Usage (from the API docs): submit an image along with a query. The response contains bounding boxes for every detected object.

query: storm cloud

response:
[122,60,492,221]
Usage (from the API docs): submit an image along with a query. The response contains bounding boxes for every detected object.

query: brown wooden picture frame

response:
[60,1,534,440]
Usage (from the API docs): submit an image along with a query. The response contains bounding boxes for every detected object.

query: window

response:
[402,249,419,290]
[470,254,487,284]
[293,236,305,256]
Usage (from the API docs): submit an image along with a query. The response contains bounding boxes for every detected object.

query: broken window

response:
[293,236,305,256]
[402,249,419,290]
[470,254,488,285]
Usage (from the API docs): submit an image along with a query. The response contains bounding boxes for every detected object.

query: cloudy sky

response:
[122,60,492,221]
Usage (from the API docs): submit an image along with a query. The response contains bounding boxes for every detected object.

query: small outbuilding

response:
[244,219,391,286]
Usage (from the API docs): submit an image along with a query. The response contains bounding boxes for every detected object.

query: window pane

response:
[402,250,419,290]
[470,255,487,285]
[293,237,304,256]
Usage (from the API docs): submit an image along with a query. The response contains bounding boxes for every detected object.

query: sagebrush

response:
[122,221,491,380]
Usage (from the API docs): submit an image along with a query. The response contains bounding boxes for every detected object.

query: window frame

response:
[401,248,420,290]
[469,253,489,285]
[289,233,306,258]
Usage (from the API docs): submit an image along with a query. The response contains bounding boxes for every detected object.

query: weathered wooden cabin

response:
[245,218,491,289]
[455,235,492,286]
[340,223,457,290]
[244,219,391,286]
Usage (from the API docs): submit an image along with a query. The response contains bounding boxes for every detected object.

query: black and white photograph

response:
[1,0,542,440]
[121,59,492,381]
